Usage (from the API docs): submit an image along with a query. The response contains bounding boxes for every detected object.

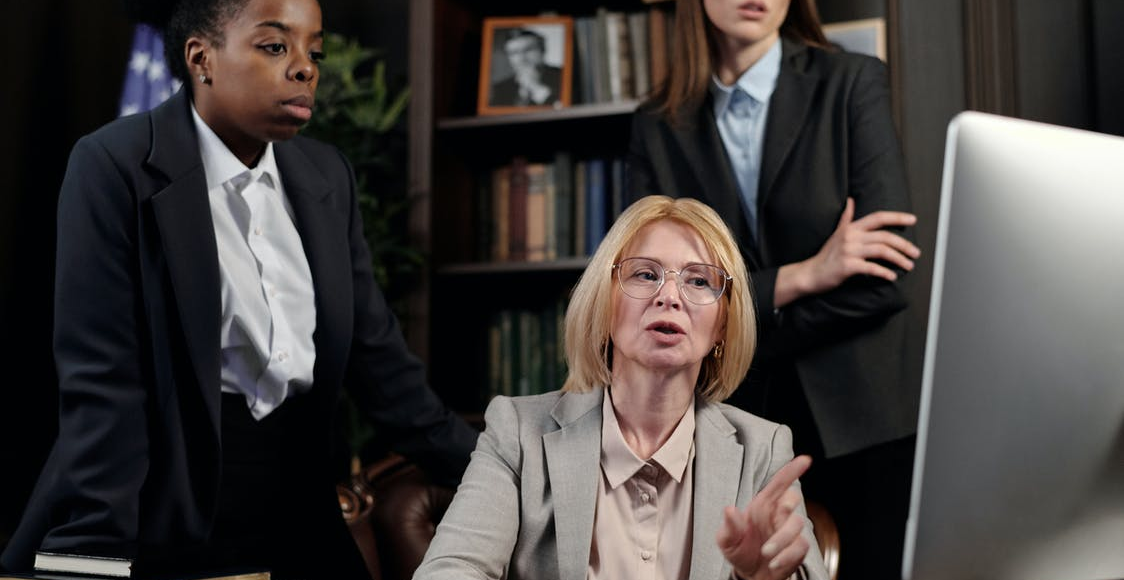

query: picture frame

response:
[822,17,887,62]
[477,16,573,116]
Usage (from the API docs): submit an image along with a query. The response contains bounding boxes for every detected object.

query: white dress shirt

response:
[192,106,317,420]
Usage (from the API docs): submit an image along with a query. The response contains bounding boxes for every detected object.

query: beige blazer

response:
[414,388,829,580]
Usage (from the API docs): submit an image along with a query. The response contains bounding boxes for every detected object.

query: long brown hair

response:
[652,0,831,126]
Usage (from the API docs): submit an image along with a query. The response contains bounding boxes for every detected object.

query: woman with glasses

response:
[414,195,829,580]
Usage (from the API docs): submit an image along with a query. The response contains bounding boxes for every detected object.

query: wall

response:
[1014,0,1094,130]
[1092,0,1124,136]
[0,0,132,546]
[894,1,968,408]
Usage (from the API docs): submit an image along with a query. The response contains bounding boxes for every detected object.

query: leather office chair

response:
[339,454,840,580]
[805,498,840,580]
[339,454,455,580]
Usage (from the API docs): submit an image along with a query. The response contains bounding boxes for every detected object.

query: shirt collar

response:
[710,37,783,117]
[191,103,279,192]
[600,388,696,489]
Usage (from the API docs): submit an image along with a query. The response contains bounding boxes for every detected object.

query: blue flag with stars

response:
[119,23,181,117]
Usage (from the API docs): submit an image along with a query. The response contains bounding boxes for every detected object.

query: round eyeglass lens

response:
[615,258,728,305]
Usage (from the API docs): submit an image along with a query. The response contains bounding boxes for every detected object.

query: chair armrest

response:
[805,500,840,580]
[339,454,456,580]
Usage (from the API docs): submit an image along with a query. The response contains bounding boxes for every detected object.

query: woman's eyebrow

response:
[256,20,290,32]
[255,21,323,39]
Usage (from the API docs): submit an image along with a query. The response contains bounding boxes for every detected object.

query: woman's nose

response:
[654,274,682,309]
[291,56,316,84]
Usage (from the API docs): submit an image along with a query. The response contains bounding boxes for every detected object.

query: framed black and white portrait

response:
[477,16,573,116]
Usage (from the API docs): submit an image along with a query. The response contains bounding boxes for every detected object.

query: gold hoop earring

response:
[713,341,724,360]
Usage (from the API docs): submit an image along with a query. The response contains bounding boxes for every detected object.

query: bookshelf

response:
[437,101,640,130]
[408,0,675,414]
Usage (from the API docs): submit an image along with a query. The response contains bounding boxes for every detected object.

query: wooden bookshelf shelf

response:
[437,101,640,130]
[410,0,671,413]
[438,257,591,275]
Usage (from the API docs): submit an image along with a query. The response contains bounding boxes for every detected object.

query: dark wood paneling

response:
[964,0,1018,115]
[894,2,967,400]
[407,0,437,362]
[1092,0,1124,136]
[0,0,133,547]
[1013,0,1094,130]
[818,0,885,22]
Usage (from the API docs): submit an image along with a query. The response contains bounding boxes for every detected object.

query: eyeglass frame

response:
[611,257,733,305]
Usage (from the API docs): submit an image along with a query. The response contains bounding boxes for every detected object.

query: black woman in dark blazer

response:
[626,1,921,578]
[1,0,477,577]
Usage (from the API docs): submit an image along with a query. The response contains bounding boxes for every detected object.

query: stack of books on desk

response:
[0,549,269,580]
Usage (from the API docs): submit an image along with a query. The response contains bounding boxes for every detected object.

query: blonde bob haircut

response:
[562,195,756,402]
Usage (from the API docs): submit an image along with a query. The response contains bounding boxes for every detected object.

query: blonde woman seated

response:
[414,195,828,580]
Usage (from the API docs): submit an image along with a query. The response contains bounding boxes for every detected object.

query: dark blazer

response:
[627,39,918,458]
[1,90,478,571]
[489,65,563,107]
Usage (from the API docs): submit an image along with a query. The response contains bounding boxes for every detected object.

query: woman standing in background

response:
[627,1,921,578]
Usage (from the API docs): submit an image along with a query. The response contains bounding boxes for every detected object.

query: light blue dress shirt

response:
[710,39,782,242]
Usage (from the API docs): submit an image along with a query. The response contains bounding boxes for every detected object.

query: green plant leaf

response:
[301,32,416,461]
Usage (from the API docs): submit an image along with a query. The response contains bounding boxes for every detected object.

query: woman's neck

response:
[715,32,780,86]
[193,99,267,168]
[608,371,694,460]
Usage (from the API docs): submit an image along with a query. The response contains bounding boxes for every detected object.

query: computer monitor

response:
[902,111,1124,580]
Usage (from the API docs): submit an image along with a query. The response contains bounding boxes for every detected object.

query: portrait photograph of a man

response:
[478,16,572,115]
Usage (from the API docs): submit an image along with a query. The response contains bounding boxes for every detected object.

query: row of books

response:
[573,5,676,105]
[475,153,630,263]
[485,298,569,402]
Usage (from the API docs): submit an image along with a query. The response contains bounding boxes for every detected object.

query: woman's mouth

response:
[738,1,767,18]
[647,323,687,346]
[282,96,314,122]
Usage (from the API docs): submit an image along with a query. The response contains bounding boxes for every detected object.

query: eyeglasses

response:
[612,257,731,305]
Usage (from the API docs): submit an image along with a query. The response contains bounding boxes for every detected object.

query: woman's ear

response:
[715,315,728,346]
[185,36,210,84]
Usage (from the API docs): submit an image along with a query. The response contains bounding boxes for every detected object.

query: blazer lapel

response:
[690,400,743,580]
[543,390,604,580]
[146,91,223,436]
[759,39,819,210]
[670,103,756,251]
[273,141,350,395]
[666,99,765,268]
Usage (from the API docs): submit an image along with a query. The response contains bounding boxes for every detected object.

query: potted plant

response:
[303,32,418,296]
[301,33,417,475]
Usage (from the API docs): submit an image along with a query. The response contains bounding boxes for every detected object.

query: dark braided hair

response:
[122,0,249,86]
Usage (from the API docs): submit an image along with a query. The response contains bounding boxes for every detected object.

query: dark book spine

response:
[508,156,529,262]
[553,151,574,258]
[585,158,608,253]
